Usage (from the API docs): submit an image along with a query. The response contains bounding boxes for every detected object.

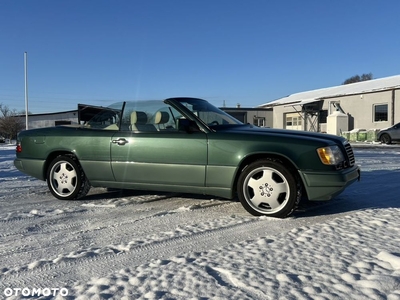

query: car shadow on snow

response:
[293,169,400,218]
[83,188,178,202]
[83,187,226,204]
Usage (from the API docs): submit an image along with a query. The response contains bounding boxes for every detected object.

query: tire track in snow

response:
[1,202,357,292]
[0,217,275,289]
[0,201,236,269]
[0,194,168,237]
[0,199,232,241]
[0,207,160,262]
[0,209,91,238]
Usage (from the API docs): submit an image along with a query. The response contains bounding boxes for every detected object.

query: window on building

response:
[319,110,328,123]
[55,120,72,126]
[374,104,388,122]
[253,117,265,127]
[226,112,246,123]
[285,114,302,130]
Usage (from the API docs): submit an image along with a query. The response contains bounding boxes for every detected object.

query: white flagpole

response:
[24,52,28,130]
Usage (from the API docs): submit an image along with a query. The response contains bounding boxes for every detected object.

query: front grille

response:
[344,142,355,167]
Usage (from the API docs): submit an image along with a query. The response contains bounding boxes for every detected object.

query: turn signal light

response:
[316,145,344,165]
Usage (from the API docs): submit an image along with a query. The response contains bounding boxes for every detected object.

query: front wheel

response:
[237,160,301,218]
[380,133,391,144]
[47,155,90,200]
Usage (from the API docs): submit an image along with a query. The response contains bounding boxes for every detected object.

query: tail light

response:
[16,143,22,153]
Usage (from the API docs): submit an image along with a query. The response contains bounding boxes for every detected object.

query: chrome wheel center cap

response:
[60,173,68,184]
[259,183,273,197]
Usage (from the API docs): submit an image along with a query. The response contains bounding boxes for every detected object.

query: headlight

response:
[317,145,345,165]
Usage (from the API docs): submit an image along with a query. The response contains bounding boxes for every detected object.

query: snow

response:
[1,143,400,299]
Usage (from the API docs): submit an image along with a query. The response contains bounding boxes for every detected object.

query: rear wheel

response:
[47,155,90,200]
[237,160,300,218]
[380,133,392,144]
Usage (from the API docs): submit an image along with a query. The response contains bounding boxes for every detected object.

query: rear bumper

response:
[14,158,46,181]
[299,165,361,201]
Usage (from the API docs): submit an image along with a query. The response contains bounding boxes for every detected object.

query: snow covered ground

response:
[0,143,400,300]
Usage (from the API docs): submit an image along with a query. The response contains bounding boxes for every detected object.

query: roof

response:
[259,74,400,107]
[221,107,272,111]
[15,110,77,117]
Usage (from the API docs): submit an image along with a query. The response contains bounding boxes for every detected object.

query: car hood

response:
[214,124,346,144]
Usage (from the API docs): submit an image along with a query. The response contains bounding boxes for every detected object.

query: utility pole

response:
[24,52,28,130]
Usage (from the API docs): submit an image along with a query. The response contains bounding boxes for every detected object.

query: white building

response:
[258,75,400,135]
[16,110,78,129]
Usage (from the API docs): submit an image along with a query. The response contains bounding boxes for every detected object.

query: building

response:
[16,110,79,129]
[258,75,400,135]
[15,104,112,129]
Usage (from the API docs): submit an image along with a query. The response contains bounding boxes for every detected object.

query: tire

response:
[46,155,90,200]
[237,159,301,218]
[380,133,392,144]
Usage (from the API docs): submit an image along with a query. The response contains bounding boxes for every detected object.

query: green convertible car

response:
[14,97,360,218]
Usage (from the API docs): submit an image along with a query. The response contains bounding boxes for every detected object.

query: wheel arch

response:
[232,153,305,198]
[44,151,79,180]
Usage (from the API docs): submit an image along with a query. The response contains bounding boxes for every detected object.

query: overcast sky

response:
[1,0,400,113]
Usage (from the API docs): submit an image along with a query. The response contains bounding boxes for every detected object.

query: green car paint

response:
[14,97,360,218]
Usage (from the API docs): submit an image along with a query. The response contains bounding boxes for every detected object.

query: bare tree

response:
[343,73,373,85]
[0,103,25,141]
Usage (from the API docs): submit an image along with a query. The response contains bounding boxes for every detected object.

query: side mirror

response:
[177,119,201,133]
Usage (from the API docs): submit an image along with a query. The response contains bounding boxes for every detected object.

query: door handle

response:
[111,138,129,146]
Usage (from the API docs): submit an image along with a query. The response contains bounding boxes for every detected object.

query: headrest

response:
[154,111,170,124]
[131,111,148,124]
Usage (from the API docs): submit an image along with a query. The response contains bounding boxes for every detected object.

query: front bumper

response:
[299,165,361,201]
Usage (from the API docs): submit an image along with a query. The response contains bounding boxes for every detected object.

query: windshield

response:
[171,98,242,126]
